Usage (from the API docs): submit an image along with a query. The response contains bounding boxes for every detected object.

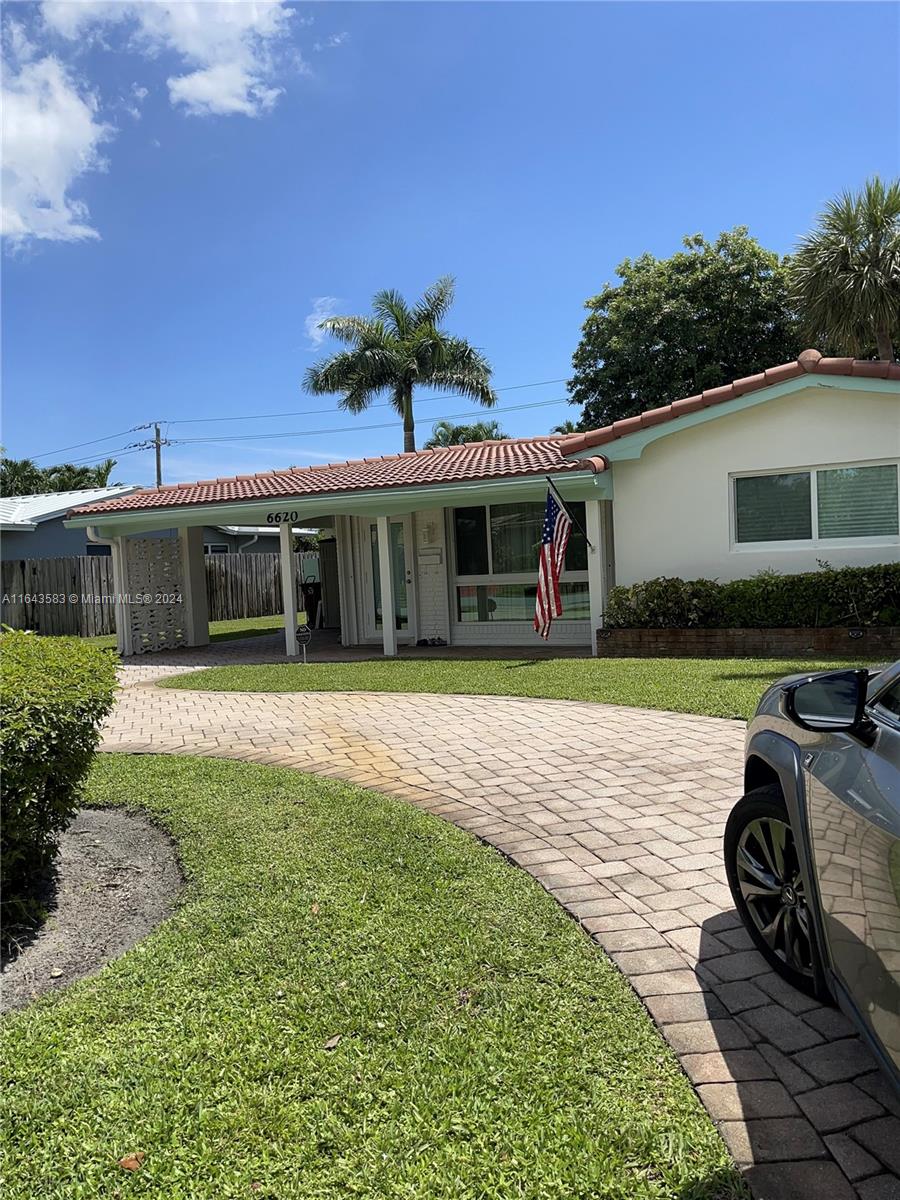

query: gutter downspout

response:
[238,534,258,554]
[87,525,130,657]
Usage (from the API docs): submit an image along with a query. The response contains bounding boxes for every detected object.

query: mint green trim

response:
[65,470,613,535]
[568,376,900,463]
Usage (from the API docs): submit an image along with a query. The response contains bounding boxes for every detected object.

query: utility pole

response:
[126,422,172,486]
[154,423,163,487]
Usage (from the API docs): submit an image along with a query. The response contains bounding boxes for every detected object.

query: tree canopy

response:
[790,176,900,361]
[567,228,800,430]
[424,419,508,448]
[0,456,118,497]
[304,277,496,453]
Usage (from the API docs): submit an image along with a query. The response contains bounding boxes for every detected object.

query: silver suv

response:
[725,661,900,1092]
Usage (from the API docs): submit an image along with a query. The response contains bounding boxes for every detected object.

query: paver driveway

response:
[103,648,900,1200]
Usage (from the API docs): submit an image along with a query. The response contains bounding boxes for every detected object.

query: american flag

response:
[533,490,572,639]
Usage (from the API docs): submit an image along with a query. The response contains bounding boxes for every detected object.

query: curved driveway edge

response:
[103,660,899,1199]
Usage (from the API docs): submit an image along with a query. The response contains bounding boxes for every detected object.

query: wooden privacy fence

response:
[203,552,319,621]
[1,555,117,636]
[1,551,320,637]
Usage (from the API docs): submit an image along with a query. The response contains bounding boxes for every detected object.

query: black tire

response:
[724,785,829,1001]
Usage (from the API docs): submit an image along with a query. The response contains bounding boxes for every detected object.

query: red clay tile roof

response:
[559,349,900,454]
[69,437,610,517]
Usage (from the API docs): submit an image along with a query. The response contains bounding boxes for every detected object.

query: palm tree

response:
[0,456,46,496]
[551,419,579,435]
[45,459,118,491]
[425,419,507,449]
[790,176,900,361]
[304,276,496,452]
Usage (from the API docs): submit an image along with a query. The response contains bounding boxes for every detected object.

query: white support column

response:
[279,522,299,658]
[376,514,397,657]
[334,516,356,647]
[178,527,209,647]
[110,536,131,657]
[585,499,607,657]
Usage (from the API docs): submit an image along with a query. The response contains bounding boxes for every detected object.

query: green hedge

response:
[1,632,118,926]
[604,563,900,630]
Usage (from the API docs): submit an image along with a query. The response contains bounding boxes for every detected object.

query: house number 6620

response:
[266,512,300,524]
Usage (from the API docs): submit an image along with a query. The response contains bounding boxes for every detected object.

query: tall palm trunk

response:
[401,384,416,453]
[875,326,895,361]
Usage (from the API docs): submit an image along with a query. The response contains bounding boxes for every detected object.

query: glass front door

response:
[368,519,412,637]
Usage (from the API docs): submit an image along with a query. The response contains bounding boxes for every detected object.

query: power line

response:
[164,377,569,426]
[68,445,148,466]
[170,396,570,446]
[29,428,140,461]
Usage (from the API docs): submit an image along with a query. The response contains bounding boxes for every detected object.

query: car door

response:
[805,670,900,1074]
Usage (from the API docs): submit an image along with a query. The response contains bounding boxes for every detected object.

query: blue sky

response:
[3,1,898,489]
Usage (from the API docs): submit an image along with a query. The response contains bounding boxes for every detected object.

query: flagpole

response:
[544,476,594,549]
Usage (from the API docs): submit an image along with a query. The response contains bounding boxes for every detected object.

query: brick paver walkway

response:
[103,642,900,1200]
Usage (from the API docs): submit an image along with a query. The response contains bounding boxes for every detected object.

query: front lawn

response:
[159,656,878,721]
[87,613,289,650]
[2,753,744,1200]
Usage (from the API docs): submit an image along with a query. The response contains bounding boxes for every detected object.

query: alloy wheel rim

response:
[735,816,813,977]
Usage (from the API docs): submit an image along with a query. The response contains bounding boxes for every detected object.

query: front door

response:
[364,517,416,644]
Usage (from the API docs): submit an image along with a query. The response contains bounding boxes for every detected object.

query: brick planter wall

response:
[596,626,900,659]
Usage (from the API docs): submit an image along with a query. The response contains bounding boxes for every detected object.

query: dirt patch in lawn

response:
[1,808,182,1013]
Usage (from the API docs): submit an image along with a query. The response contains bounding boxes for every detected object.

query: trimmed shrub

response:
[1,632,118,925]
[604,563,900,630]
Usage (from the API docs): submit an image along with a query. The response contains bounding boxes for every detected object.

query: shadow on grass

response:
[678,1163,752,1200]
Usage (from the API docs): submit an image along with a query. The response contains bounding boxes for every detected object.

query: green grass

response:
[87,613,289,650]
[2,754,745,1200]
[160,656,878,721]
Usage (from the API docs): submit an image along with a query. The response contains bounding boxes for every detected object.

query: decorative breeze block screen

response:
[124,538,187,654]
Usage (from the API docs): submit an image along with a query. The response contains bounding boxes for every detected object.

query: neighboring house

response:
[66,351,900,658]
[1,487,143,558]
[0,487,285,561]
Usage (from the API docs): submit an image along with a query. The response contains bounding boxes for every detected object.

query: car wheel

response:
[724,785,828,1000]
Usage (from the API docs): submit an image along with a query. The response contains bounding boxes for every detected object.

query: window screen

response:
[817,465,899,539]
[734,473,812,543]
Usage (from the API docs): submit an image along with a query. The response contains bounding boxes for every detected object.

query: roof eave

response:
[65,468,612,533]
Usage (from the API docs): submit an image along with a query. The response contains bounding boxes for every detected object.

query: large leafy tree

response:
[568,228,800,429]
[0,456,118,496]
[424,419,507,448]
[790,176,900,361]
[304,276,496,453]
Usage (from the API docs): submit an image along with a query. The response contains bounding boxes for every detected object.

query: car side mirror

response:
[783,669,869,733]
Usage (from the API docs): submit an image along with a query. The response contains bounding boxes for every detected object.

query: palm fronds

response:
[790,176,900,359]
[303,276,494,450]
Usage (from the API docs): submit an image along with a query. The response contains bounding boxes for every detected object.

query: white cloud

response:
[305,296,340,349]
[124,79,148,119]
[41,0,296,118]
[1,53,112,245]
[314,32,349,53]
[168,61,280,117]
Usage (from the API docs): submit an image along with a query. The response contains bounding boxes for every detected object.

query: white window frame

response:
[448,502,589,624]
[204,542,230,555]
[729,458,900,553]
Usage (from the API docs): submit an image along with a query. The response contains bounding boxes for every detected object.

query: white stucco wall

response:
[612,384,900,585]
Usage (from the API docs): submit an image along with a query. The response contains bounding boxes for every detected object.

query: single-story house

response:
[0,487,286,560]
[66,350,900,658]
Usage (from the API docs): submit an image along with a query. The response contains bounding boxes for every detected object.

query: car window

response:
[873,681,900,721]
